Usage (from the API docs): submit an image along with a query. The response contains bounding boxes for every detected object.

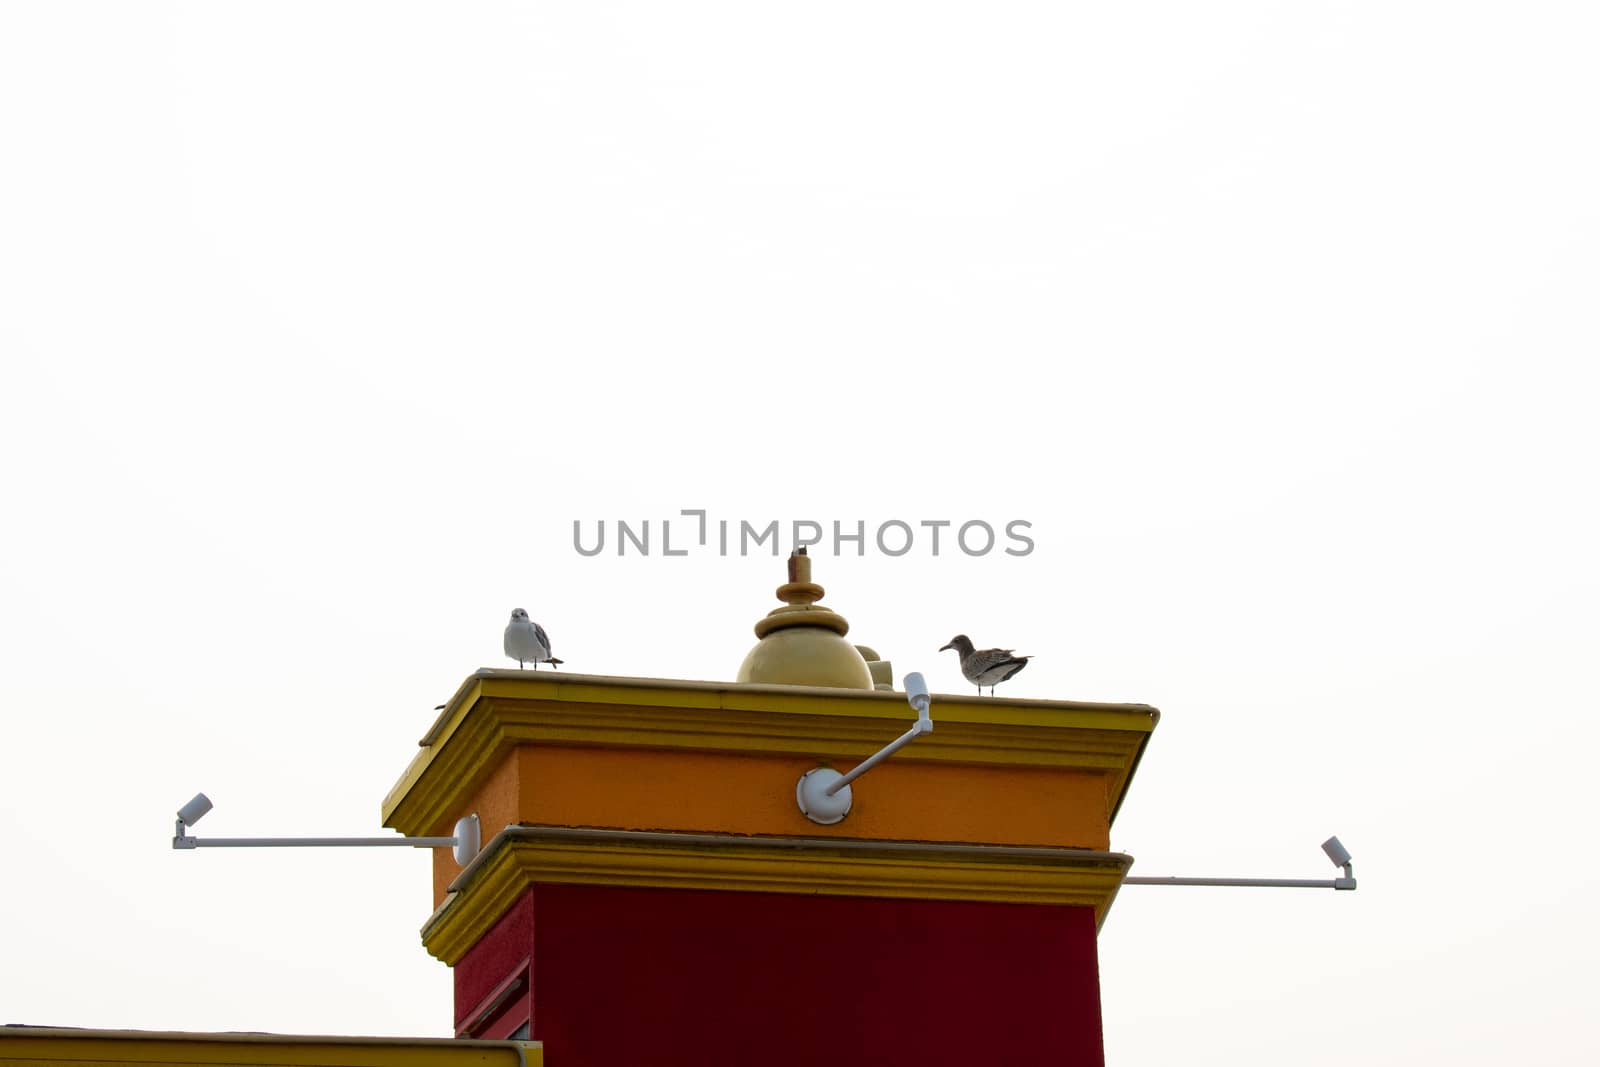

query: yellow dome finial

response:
[738,550,873,689]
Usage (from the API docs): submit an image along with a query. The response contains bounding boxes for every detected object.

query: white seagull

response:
[940,634,1030,696]
[504,608,562,669]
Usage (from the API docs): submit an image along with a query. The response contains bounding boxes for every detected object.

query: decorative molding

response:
[420,826,1134,965]
[385,672,1157,837]
[0,1029,541,1065]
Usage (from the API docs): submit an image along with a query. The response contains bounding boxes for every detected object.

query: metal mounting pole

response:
[173,835,457,849]
[1124,872,1356,890]
[171,806,481,865]
[1124,840,1356,890]
[796,673,932,825]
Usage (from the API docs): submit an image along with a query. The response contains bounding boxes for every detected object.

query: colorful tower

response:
[382,556,1157,1065]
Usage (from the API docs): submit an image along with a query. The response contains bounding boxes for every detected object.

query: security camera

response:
[903,672,931,714]
[177,793,213,828]
[1321,835,1352,868]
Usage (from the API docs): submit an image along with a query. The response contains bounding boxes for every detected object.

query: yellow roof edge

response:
[415,669,1156,737]
[383,670,1159,830]
[380,674,489,820]
[0,1028,527,1047]
[1111,706,1160,824]
[0,1027,541,1065]
[419,826,1136,963]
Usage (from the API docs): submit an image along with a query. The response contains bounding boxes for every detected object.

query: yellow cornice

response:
[383,670,1157,836]
[419,826,1133,965]
[0,1029,540,1065]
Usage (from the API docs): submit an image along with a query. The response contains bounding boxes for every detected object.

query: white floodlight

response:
[904,672,931,716]
[796,672,934,825]
[1321,835,1352,868]
[177,793,213,827]
[171,797,481,867]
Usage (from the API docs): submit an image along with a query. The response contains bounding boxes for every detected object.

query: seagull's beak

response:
[938,642,953,652]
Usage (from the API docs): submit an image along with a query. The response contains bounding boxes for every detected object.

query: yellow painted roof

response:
[0,1027,540,1065]
[383,669,1159,837]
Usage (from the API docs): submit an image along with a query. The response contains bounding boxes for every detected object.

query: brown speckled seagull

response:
[940,634,1030,696]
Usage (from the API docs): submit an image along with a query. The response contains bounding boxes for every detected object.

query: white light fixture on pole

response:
[171,793,481,866]
[797,672,932,825]
[1123,836,1357,891]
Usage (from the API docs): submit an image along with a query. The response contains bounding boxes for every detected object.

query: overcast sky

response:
[3,3,1597,1063]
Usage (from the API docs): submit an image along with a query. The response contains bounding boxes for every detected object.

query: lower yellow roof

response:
[0,1027,541,1066]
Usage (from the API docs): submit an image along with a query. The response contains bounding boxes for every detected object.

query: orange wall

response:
[433,745,1111,906]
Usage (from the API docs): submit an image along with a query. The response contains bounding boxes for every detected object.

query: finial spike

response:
[787,548,812,585]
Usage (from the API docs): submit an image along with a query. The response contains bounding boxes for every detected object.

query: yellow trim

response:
[0,1029,540,1066]
[419,826,1132,965]
[384,670,1157,837]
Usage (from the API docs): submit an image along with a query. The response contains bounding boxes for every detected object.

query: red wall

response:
[454,893,534,1040]
[456,884,1105,1066]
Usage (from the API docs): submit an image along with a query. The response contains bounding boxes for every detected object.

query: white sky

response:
[2,3,1597,1062]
